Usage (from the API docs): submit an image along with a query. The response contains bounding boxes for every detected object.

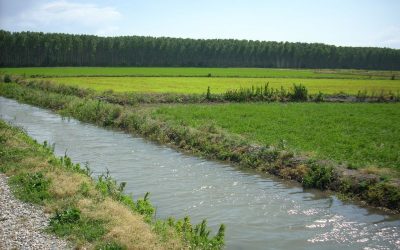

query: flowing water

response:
[1,96,399,250]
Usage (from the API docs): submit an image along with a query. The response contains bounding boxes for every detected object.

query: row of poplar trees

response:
[1,30,399,69]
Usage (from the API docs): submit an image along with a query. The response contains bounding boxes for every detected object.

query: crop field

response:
[2,67,400,79]
[153,103,400,170]
[38,76,400,94]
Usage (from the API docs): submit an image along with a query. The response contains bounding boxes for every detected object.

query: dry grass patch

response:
[46,170,90,198]
[78,198,182,250]
[20,157,50,170]
[360,166,400,179]
[1,129,30,148]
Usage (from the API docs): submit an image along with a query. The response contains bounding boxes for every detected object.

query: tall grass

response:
[223,83,309,102]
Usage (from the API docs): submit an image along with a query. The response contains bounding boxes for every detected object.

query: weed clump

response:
[206,86,212,100]
[313,91,324,102]
[51,207,81,224]
[9,172,51,204]
[290,84,308,101]
[166,217,225,249]
[3,74,12,83]
[366,182,400,209]
[49,207,106,242]
[303,162,334,189]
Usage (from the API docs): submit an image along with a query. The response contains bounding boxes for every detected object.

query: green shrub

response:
[366,183,400,209]
[167,217,225,249]
[9,172,51,204]
[96,170,126,200]
[290,84,308,101]
[314,91,324,102]
[95,171,155,221]
[206,86,212,100]
[135,192,155,222]
[303,163,334,190]
[49,207,106,242]
[51,207,81,224]
[3,74,12,83]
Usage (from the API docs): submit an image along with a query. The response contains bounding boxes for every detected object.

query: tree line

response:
[0,30,399,69]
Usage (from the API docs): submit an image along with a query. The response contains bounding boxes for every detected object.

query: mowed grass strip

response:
[3,67,400,79]
[153,103,400,170]
[44,76,400,94]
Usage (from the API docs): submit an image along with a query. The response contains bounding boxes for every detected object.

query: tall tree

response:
[0,30,399,70]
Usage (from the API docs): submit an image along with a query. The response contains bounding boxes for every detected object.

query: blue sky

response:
[1,0,399,48]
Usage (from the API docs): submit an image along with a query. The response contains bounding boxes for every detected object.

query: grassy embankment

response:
[1,79,399,211]
[0,119,225,249]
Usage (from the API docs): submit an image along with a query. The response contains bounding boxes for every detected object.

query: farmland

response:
[2,67,398,95]
[153,103,400,171]
[2,67,400,79]
[40,76,400,94]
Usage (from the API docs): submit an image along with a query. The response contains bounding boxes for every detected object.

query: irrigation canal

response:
[1,96,399,250]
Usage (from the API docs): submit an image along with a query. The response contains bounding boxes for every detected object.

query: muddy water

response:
[1,96,399,250]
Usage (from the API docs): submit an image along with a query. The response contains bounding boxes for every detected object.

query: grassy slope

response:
[153,103,400,170]
[2,67,400,79]
[42,76,400,94]
[0,120,183,249]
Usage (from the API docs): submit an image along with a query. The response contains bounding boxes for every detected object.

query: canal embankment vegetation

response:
[0,119,225,249]
[1,76,399,212]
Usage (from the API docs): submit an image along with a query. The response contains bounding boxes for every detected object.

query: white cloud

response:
[4,0,122,35]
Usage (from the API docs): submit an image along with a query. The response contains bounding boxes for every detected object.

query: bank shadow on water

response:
[0,96,399,250]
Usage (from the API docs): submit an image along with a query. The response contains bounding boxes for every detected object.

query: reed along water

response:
[1,96,399,250]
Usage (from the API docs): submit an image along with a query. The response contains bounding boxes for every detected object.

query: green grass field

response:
[153,103,400,170]
[2,67,400,79]
[42,76,400,94]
